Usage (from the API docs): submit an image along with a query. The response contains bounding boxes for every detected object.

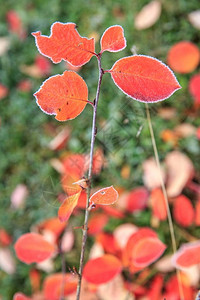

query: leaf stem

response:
[76,54,104,300]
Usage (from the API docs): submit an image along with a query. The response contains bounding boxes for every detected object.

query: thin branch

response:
[76,54,104,300]
[145,103,185,300]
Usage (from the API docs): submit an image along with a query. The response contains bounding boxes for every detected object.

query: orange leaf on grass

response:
[173,195,195,227]
[58,191,81,222]
[150,188,167,221]
[100,25,126,53]
[13,293,31,300]
[89,186,118,205]
[34,71,88,121]
[167,41,200,73]
[108,55,181,103]
[14,233,55,264]
[132,237,166,268]
[32,22,95,66]
[43,273,77,300]
[172,241,200,268]
[83,254,122,284]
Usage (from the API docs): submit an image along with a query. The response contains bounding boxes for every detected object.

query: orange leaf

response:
[173,195,194,227]
[14,233,55,264]
[34,71,88,121]
[167,41,200,73]
[83,254,122,284]
[89,186,118,205]
[39,217,66,238]
[100,25,126,53]
[88,213,108,236]
[43,273,77,300]
[29,269,40,292]
[108,55,181,103]
[132,237,166,267]
[58,191,81,222]
[13,293,31,300]
[150,188,167,221]
[0,228,12,246]
[32,22,95,66]
[172,241,200,268]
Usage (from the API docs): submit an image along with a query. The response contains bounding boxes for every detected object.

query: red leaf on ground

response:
[167,41,200,73]
[34,71,88,121]
[43,273,77,300]
[173,195,195,227]
[32,22,95,66]
[58,191,81,222]
[100,25,126,53]
[132,237,166,267]
[172,241,200,268]
[189,73,200,107]
[0,83,8,99]
[126,187,149,212]
[14,233,55,264]
[13,293,31,300]
[83,254,122,284]
[150,188,167,221]
[88,213,109,236]
[90,186,118,205]
[108,55,181,102]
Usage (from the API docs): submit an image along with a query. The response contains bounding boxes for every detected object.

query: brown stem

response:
[76,54,104,300]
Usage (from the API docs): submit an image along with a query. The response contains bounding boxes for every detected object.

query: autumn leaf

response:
[34,71,88,121]
[167,41,200,74]
[58,191,81,222]
[14,233,55,264]
[13,293,31,300]
[172,241,200,268]
[189,74,200,107]
[88,213,109,236]
[32,22,95,66]
[83,254,122,284]
[173,195,194,227]
[150,188,167,221]
[89,186,118,205]
[100,25,126,53]
[43,273,77,300]
[134,0,162,30]
[108,55,181,103]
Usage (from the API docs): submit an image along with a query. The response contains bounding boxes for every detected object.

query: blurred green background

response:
[0,0,199,298]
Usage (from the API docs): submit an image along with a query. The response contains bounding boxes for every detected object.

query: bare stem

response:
[76,54,104,300]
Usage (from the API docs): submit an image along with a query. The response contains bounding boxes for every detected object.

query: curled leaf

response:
[34,71,88,121]
[58,191,81,222]
[14,233,55,264]
[100,25,126,53]
[89,186,118,205]
[83,254,122,284]
[32,22,95,66]
[172,241,200,268]
[108,55,181,103]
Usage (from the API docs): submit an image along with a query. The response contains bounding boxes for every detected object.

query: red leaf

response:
[96,232,121,256]
[189,73,200,107]
[0,83,8,100]
[90,186,118,205]
[147,275,163,300]
[172,241,200,268]
[126,187,149,212]
[13,293,31,300]
[100,25,126,53]
[32,22,95,66]
[88,213,108,236]
[167,41,200,74]
[14,233,55,264]
[195,200,200,226]
[34,71,88,121]
[132,237,166,267]
[39,217,66,238]
[43,273,77,300]
[150,188,167,221]
[0,228,12,246]
[108,55,181,102]
[58,191,81,222]
[173,195,194,227]
[83,254,122,284]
